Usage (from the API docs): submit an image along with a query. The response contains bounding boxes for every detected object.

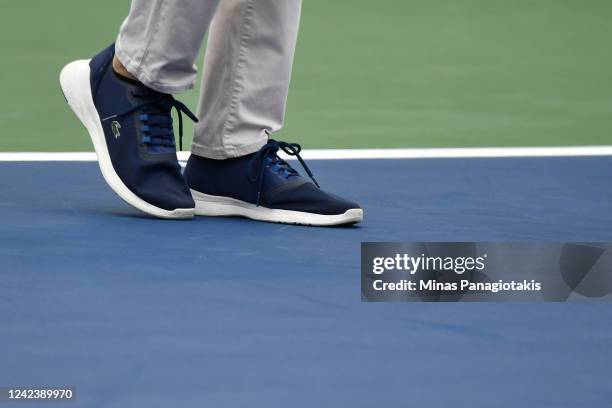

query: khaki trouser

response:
[115,0,302,158]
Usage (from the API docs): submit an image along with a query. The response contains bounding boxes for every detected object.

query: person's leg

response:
[60,0,220,219]
[184,0,363,226]
[115,0,221,94]
[191,0,301,159]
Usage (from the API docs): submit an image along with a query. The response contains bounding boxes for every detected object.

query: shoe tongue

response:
[266,155,300,179]
[140,96,176,154]
[136,89,171,107]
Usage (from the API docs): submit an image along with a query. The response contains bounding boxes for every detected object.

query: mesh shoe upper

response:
[89,44,195,211]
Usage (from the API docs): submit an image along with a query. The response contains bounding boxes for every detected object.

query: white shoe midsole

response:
[191,189,363,226]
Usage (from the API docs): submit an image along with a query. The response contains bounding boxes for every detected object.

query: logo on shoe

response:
[111,121,122,139]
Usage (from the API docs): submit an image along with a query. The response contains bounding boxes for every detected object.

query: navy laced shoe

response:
[184,140,363,226]
[59,44,196,219]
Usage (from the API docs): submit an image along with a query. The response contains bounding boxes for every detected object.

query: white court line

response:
[1,146,612,162]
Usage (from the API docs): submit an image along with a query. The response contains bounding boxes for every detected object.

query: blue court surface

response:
[1,157,612,407]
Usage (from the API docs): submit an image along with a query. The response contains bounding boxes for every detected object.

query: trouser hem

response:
[114,42,196,94]
[191,139,267,159]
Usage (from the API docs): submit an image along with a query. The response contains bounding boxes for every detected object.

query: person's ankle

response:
[112,56,139,82]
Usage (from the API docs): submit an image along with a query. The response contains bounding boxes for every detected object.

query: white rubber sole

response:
[191,189,363,226]
[59,60,194,219]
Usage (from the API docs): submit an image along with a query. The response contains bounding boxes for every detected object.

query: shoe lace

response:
[102,90,198,151]
[248,139,320,206]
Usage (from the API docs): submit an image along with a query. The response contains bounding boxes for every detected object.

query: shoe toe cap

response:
[126,166,195,212]
[266,182,360,215]
[139,185,195,211]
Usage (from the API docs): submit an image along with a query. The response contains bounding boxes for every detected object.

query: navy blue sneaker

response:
[59,44,196,219]
[184,140,363,226]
